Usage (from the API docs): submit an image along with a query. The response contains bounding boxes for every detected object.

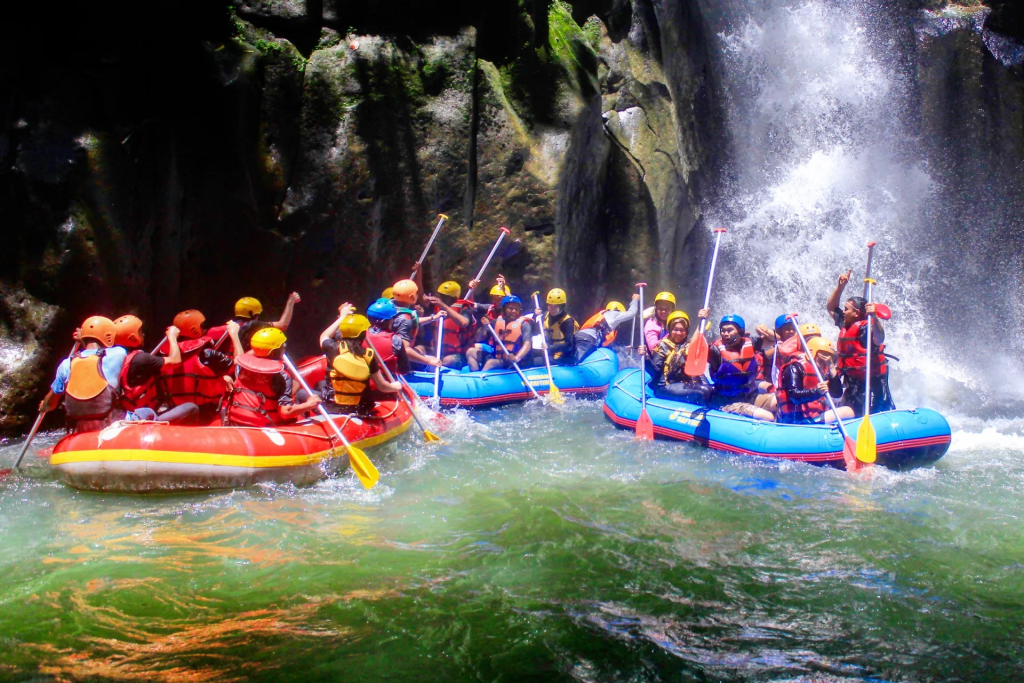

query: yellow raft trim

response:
[50,417,412,468]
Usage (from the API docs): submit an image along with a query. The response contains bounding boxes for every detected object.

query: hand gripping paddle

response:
[635,283,655,440]
[377,355,441,444]
[685,228,727,377]
[533,292,564,405]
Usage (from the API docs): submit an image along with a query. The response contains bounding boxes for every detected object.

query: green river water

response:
[0,394,1022,682]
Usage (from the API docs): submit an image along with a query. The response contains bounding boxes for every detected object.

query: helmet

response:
[113,315,144,348]
[437,281,461,298]
[655,291,676,305]
[719,314,745,331]
[605,301,626,312]
[807,336,836,358]
[666,311,690,328]
[234,297,263,319]
[546,288,567,305]
[367,298,398,322]
[174,310,206,340]
[800,323,821,337]
[80,316,116,348]
[774,314,795,331]
[392,279,418,306]
[501,295,522,308]
[338,314,371,338]
[381,287,394,300]
[250,327,287,356]
[489,284,511,297]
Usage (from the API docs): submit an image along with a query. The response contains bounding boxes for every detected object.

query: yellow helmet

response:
[546,288,567,305]
[605,301,625,312]
[392,280,418,307]
[381,287,394,300]
[489,284,511,297]
[807,336,836,358]
[800,323,821,338]
[666,310,690,328]
[250,327,287,356]
[438,281,461,298]
[655,291,676,305]
[338,314,371,338]
[234,297,263,319]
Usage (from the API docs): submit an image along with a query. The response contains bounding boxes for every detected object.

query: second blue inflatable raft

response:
[406,347,619,407]
[603,368,951,470]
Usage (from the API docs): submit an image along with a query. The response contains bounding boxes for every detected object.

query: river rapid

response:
[1,385,1022,682]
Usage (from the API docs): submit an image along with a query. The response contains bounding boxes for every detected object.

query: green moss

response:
[582,16,602,51]
[232,16,306,70]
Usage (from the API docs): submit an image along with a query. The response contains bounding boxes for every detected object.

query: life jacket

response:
[159,338,225,408]
[494,316,525,355]
[65,350,119,421]
[224,353,284,427]
[581,311,616,346]
[329,346,374,406]
[544,312,580,360]
[838,319,887,381]
[656,337,687,384]
[204,325,230,351]
[777,357,826,422]
[395,308,420,345]
[770,335,801,387]
[365,329,398,376]
[711,336,759,397]
[118,350,158,412]
[441,315,474,357]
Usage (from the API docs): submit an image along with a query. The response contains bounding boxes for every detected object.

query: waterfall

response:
[699,0,1024,418]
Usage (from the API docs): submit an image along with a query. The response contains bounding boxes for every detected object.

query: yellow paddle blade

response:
[347,445,380,489]
[548,383,565,405]
[423,429,443,443]
[855,415,877,464]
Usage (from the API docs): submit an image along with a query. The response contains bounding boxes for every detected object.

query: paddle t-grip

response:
[713,227,727,233]
[635,282,647,288]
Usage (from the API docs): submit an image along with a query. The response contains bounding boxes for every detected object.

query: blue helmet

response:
[367,298,398,322]
[774,313,795,330]
[719,314,745,331]
[501,295,522,308]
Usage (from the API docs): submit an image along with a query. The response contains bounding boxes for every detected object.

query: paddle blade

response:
[856,415,877,464]
[636,408,655,441]
[841,436,861,473]
[423,429,443,443]
[347,445,380,489]
[874,303,892,320]
[548,382,565,405]
[684,335,709,377]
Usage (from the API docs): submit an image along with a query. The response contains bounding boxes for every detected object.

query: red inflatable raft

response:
[49,357,412,492]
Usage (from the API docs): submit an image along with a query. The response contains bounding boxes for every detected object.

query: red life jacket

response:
[581,311,615,346]
[838,319,887,381]
[365,330,398,376]
[777,358,826,421]
[159,338,225,408]
[494,316,525,355]
[65,350,119,422]
[711,336,759,397]
[119,350,158,411]
[225,353,285,427]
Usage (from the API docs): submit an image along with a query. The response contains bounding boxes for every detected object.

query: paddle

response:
[685,227,726,377]
[376,354,441,443]
[789,314,860,472]
[532,292,564,405]
[856,241,878,465]
[410,213,449,279]
[282,353,380,490]
[635,283,654,440]
[432,313,445,403]
[152,328,230,355]
[484,322,542,400]
[873,303,892,320]
[12,341,81,470]
[463,227,510,301]
[397,375,452,427]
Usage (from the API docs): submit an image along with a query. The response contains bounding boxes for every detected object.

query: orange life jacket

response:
[777,358,826,422]
[159,338,225,408]
[838,319,887,381]
[494,316,525,355]
[441,315,474,357]
[224,353,285,427]
[118,350,158,412]
[581,311,616,346]
[65,350,119,421]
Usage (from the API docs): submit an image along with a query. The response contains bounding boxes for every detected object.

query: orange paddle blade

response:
[684,335,709,377]
[841,436,860,473]
[636,409,655,441]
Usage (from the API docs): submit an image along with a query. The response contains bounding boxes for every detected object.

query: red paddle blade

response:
[684,335,709,377]
[874,303,892,320]
[636,409,655,441]
[841,436,860,472]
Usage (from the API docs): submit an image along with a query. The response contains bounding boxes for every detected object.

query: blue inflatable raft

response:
[406,347,619,407]
[603,368,950,470]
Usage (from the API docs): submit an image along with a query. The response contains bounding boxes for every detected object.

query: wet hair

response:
[846,297,867,317]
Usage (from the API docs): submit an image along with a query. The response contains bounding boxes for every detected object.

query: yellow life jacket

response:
[330,347,374,406]
[544,312,579,359]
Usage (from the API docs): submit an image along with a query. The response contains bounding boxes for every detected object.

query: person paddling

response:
[424,281,473,368]
[533,288,578,366]
[365,298,410,376]
[707,315,775,419]
[160,310,240,417]
[318,311,400,416]
[482,295,535,371]
[826,269,895,416]
[112,316,201,424]
[575,295,639,362]
[390,279,441,370]
[777,337,854,424]
[644,310,712,404]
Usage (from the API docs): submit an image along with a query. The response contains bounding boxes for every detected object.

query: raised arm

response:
[273,292,301,331]
[319,303,354,346]
[826,269,852,314]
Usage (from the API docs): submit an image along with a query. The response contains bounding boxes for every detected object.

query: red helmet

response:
[173,310,206,340]
[80,316,116,348]
[113,315,144,348]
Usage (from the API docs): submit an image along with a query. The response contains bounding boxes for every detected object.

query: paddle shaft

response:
[638,284,648,414]
[484,322,542,400]
[533,293,558,387]
[862,241,876,300]
[376,353,436,439]
[864,279,874,420]
[433,313,444,400]
[15,341,81,468]
[790,315,853,443]
[696,228,727,337]
[463,227,510,301]
[282,354,357,452]
[151,329,229,355]
[410,214,448,279]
